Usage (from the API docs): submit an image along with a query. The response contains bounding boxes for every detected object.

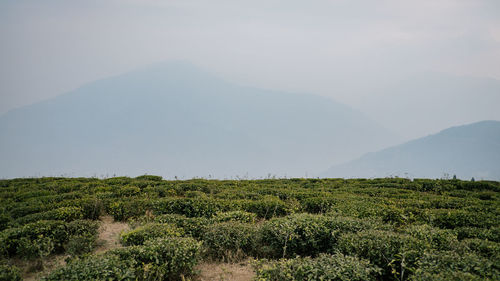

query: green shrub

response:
[244,198,291,219]
[213,211,257,223]
[8,203,51,219]
[135,175,163,182]
[108,199,151,221]
[184,190,207,198]
[65,220,100,256]
[202,221,258,260]
[16,236,54,259]
[403,224,458,251]
[15,206,84,225]
[338,230,423,280]
[455,226,500,242]
[117,186,141,197]
[0,213,11,232]
[0,264,21,281]
[45,236,201,281]
[259,213,332,258]
[120,223,183,246]
[65,234,97,256]
[301,197,337,213]
[2,220,68,257]
[151,198,229,218]
[410,250,499,281]
[112,237,202,280]
[259,213,377,258]
[459,239,500,261]
[71,197,103,220]
[430,209,497,229]
[0,219,99,258]
[253,253,381,281]
[66,219,100,237]
[43,254,136,281]
[381,205,408,225]
[153,214,211,238]
[0,177,499,280]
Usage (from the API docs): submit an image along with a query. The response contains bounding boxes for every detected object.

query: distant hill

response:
[322,120,500,180]
[0,61,395,178]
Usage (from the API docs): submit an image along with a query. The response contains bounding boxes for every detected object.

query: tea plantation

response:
[0,176,499,280]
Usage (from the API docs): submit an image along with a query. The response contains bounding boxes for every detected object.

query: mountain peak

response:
[0,63,394,178]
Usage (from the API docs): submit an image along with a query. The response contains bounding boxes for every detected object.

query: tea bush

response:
[64,234,98,256]
[153,214,211,238]
[112,237,201,280]
[338,230,423,280]
[43,254,137,281]
[202,221,258,260]
[108,199,149,221]
[253,253,381,281]
[45,237,201,281]
[459,238,500,261]
[402,224,458,251]
[14,206,83,225]
[0,219,99,258]
[301,197,337,213]
[213,210,257,223]
[429,209,497,229]
[0,264,21,281]
[409,250,500,281]
[259,213,378,258]
[243,197,291,219]
[0,177,498,280]
[120,223,184,246]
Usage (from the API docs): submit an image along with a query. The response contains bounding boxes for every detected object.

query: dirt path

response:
[195,260,255,281]
[17,255,68,281]
[94,215,130,254]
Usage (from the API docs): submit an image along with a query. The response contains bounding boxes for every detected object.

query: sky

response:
[1,0,500,140]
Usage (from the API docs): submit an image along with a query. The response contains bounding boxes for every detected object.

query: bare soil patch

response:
[195,260,255,281]
[94,215,130,254]
[16,254,68,281]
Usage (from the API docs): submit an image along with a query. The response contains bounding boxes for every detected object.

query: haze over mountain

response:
[322,120,500,180]
[324,72,500,141]
[0,62,396,179]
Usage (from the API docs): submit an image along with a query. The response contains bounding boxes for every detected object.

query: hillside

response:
[0,61,396,178]
[322,120,500,180]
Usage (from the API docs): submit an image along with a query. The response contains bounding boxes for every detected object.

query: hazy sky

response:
[1,0,500,140]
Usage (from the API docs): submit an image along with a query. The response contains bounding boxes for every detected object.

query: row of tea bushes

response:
[42,237,201,281]
[0,176,498,280]
[0,220,99,259]
[123,211,499,280]
[253,253,381,281]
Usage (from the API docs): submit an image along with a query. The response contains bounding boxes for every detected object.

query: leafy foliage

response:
[120,223,183,246]
[253,253,381,281]
[44,237,201,281]
[0,264,21,281]
[202,221,258,260]
[0,177,498,280]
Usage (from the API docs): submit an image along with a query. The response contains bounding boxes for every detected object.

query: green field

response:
[1,177,499,280]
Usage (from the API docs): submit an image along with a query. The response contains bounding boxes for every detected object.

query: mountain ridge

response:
[322,120,500,180]
[0,61,396,178]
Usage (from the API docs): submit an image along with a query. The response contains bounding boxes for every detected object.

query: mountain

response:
[0,61,396,178]
[322,120,500,180]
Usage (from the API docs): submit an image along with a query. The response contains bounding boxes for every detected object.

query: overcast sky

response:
[1,0,500,140]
